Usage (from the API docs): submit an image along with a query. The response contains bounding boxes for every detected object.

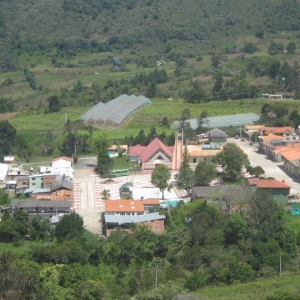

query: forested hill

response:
[0,0,300,69]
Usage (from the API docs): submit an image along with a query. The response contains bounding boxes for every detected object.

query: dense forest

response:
[1,191,299,299]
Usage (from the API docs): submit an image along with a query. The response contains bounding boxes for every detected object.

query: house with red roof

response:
[248,178,291,203]
[129,137,175,170]
[281,150,300,179]
[259,126,294,138]
[103,199,165,236]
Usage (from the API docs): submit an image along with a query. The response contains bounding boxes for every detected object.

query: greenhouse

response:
[81,94,151,126]
[173,113,260,130]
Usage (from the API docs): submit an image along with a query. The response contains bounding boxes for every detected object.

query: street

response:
[229,138,300,197]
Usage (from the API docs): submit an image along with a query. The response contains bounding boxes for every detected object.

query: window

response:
[32,178,35,180]
[204,158,206,161]
[32,183,36,186]
[193,158,196,163]
[120,212,125,216]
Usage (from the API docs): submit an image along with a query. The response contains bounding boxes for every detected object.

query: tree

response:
[0,189,9,205]
[243,42,258,54]
[177,147,194,196]
[248,190,283,238]
[0,120,17,157]
[267,60,281,79]
[286,41,296,54]
[212,72,223,93]
[213,143,249,181]
[288,110,300,128]
[55,212,84,240]
[252,166,265,177]
[211,53,221,68]
[151,165,171,199]
[47,95,61,113]
[194,161,217,186]
[160,117,170,129]
[94,134,114,176]
[225,214,248,245]
[196,110,209,134]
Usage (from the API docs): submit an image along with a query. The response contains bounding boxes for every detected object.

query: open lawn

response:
[196,273,300,299]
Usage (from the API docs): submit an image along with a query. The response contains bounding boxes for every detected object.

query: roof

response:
[192,186,222,198]
[52,156,73,163]
[259,126,294,134]
[129,144,146,157]
[17,175,29,181]
[248,179,291,189]
[4,156,15,162]
[139,137,173,162]
[31,188,52,194]
[245,125,262,130]
[0,163,9,181]
[281,150,300,161]
[51,180,73,191]
[187,145,222,157]
[11,200,73,208]
[260,135,286,141]
[105,200,145,212]
[104,212,165,224]
[174,113,260,130]
[206,128,228,138]
[192,185,253,199]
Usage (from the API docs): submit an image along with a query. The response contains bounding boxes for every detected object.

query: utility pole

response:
[280,253,282,276]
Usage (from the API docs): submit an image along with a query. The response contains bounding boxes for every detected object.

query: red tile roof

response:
[105,200,145,213]
[129,144,146,157]
[281,150,300,161]
[259,126,294,135]
[260,135,286,141]
[139,137,173,162]
[105,199,160,212]
[248,179,291,189]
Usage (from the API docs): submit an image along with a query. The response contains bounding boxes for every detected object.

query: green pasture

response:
[197,273,300,299]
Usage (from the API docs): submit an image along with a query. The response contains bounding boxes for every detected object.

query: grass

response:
[0,240,45,255]
[196,273,300,299]
[112,154,136,170]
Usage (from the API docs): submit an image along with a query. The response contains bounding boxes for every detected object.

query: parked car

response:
[241,138,245,141]
[235,135,239,139]
[249,141,254,145]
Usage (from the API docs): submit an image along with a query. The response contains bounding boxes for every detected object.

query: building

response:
[197,128,228,148]
[248,179,291,203]
[186,145,221,168]
[3,156,15,165]
[129,137,174,170]
[105,199,160,215]
[103,199,164,236]
[104,212,166,237]
[281,150,300,178]
[11,200,73,215]
[259,126,294,138]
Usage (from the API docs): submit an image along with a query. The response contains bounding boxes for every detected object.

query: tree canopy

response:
[151,165,171,199]
[213,143,249,181]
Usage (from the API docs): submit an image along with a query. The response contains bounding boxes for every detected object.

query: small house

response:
[248,179,291,203]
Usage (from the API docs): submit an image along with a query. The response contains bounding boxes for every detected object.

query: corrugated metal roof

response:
[11,200,73,208]
[104,212,165,224]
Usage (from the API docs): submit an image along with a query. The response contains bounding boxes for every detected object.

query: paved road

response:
[229,138,300,196]
[74,157,104,235]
